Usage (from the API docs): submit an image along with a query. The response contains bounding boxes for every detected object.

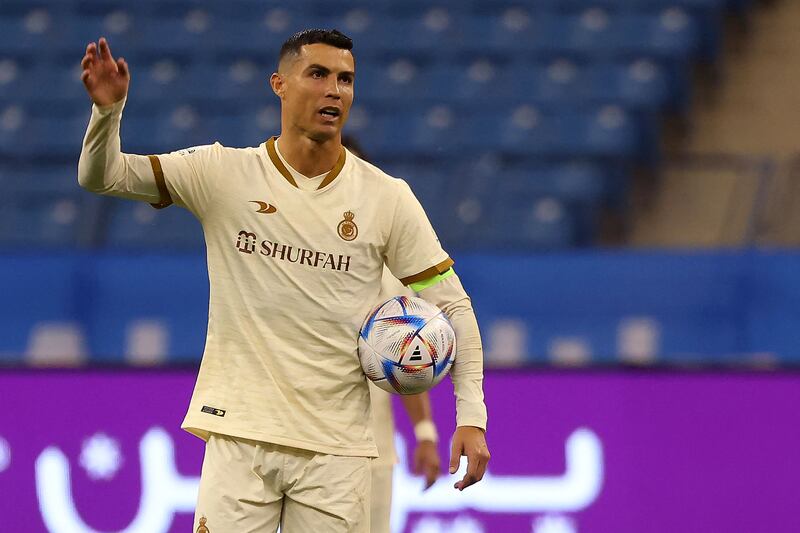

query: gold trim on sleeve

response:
[148,155,174,209]
[399,257,455,286]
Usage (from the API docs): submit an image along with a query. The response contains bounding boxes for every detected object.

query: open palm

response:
[80,37,130,106]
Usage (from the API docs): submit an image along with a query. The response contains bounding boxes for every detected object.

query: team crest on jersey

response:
[337,211,358,241]
[196,516,210,532]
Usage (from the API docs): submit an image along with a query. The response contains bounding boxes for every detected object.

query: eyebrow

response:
[306,64,355,78]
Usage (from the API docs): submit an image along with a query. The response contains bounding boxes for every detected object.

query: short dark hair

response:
[278,29,353,67]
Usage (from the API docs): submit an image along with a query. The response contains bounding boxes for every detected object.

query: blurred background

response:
[2,0,800,532]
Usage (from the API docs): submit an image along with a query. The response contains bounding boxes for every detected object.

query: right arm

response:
[77,38,167,206]
[77,38,212,213]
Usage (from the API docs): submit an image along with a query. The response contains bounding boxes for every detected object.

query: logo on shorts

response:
[337,211,358,241]
[196,516,210,533]
[201,405,226,417]
[250,200,277,214]
[236,230,257,254]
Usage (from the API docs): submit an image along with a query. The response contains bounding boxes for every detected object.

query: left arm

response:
[383,178,490,490]
[417,272,490,491]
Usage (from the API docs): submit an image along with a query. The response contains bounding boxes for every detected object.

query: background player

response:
[78,29,488,532]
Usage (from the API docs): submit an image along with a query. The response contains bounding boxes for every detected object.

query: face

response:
[271,43,355,142]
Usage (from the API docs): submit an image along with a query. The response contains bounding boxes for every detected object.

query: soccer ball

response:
[358,296,456,395]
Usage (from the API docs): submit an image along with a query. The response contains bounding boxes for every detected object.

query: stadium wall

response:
[1,249,799,365]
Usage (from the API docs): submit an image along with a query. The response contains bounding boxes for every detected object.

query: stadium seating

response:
[0,0,749,251]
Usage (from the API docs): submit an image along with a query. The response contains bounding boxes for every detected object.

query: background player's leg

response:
[369,463,393,533]
[194,433,283,532]
[281,448,371,532]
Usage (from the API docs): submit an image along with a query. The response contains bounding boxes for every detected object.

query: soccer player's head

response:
[271,29,355,143]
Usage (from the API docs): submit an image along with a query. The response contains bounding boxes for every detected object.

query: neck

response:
[276,129,341,177]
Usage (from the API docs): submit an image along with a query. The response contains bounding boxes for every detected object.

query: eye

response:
[339,74,354,85]
[311,70,324,79]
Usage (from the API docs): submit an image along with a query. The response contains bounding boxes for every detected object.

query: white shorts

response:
[194,433,371,533]
[370,463,394,533]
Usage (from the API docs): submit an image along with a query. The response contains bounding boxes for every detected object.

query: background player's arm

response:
[399,393,440,489]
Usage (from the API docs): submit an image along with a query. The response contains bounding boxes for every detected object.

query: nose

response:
[325,78,341,99]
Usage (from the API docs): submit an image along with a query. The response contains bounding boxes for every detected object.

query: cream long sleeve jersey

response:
[78,99,486,457]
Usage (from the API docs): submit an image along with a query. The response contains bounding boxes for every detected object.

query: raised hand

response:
[80,37,130,106]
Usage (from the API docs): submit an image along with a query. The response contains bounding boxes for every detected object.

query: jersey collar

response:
[265,137,346,191]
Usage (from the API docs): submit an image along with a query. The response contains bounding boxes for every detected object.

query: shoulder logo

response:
[250,200,277,214]
[337,211,358,241]
[196,516,210,532]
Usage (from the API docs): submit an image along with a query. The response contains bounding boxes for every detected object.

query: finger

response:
[117,57,129,78]
[80,69,91,85]
[98,37,113,61]
[86,42,97,58]
[424,464,438,489]
[448,438,461,474]
[456,454,480,491]
[474,454,488,482]
[454,472,475,491]
[81,54,94,70]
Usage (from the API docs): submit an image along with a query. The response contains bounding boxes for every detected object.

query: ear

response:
[270,72,285,99]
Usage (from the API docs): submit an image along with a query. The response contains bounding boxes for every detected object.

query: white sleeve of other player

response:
[384,179,453,286]
[418,273,488,431]
[78,98,218,217]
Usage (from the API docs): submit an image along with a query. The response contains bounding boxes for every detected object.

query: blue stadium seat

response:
[0,191,97,248]
[0,58,26,106]
[122,107,214,153]
[479,194,577,249]
[63,12,141,61]
[524,59,589,105]
[356,58,432,105]
[364,12,462,57]
[135,15,214,56]
[500,162,609,204]
[17,64,86,111]
[478,106,562,156]
[104,199,204,249]
[459,10,539,54]
[0,11,64,58]
[586,60,671,109]
[616,10,699,59]
[207,107,280,148]
[2,165,78,194]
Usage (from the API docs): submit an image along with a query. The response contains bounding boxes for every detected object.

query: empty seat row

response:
[0,103,648,160]
[0,57,677,112]
[0,9,700,60]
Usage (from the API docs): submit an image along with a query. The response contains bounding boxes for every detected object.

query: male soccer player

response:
[78,29,489,532]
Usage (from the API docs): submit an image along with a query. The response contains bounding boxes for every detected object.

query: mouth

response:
[318,106,342,121]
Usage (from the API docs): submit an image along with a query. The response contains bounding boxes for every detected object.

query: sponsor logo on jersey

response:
[236,231,257,254]
[337,211,358,241]
[201,406,226,417]
[234,230,352,272]
[249,200,278,214]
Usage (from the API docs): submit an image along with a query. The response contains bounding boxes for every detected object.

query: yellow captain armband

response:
[409,268,454,292]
